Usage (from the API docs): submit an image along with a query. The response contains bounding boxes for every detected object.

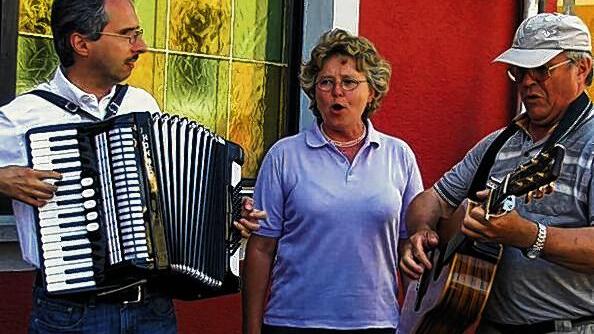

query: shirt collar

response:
[513,91,592,142]
[50,67,117,112]
[305,119,382,149]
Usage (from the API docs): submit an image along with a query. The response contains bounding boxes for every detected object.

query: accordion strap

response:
[26,84,129,121]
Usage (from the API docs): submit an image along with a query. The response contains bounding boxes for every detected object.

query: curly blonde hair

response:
[300,29,392,121]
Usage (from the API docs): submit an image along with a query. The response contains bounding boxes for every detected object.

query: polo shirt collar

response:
[305,119,381,148]
[513,92,592,141]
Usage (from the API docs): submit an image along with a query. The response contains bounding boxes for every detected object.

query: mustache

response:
[126,55,140,63]
[522,90,543,97]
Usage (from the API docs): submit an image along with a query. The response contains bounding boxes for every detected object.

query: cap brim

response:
[492,48,564,68]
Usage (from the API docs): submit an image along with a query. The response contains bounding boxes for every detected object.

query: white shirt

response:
[0,68,161,267]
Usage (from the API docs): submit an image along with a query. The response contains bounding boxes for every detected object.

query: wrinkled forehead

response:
[319,53,366,76]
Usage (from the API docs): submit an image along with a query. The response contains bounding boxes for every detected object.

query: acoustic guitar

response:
[398,144,565,334]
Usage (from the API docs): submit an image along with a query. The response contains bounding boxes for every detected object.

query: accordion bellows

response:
[26,112,244,299]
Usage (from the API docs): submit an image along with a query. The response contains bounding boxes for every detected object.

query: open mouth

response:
[331,103,345,111]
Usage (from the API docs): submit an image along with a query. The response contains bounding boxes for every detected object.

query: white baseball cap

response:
[494,13,592,68]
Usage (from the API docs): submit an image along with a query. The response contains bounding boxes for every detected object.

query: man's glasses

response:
[316,77,368,92]
[507,59,573,83]
[96,28,144,45]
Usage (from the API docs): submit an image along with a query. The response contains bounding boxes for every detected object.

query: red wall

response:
[0,271,243,333]
[360,1,520,186]
[0,272,34,332]
[546,2,557,12]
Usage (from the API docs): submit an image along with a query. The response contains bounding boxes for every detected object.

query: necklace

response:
[320,123,367,148]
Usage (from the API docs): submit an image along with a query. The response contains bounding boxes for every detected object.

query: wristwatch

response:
[525,222,547,259]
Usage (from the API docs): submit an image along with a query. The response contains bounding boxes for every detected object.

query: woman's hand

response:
[233,196,266,238]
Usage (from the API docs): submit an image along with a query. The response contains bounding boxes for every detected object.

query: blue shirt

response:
[254,121,423,329]
[434,93,594,324]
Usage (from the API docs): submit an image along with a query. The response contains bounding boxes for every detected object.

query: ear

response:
[70,32,91,58]
[576,56,593,84]
[367,86,376,104]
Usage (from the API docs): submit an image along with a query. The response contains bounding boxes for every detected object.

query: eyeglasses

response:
[507,59,573,83]
[316,77,368,92]
[96,28,144,45]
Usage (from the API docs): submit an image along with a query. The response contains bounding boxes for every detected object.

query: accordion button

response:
[82,189,96,198]
[81,178,94,187]
[84,200,97,209]
[86,212,98,220]
[87,222,100,232]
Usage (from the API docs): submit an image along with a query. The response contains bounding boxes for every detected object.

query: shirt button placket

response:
[346,167,354,182]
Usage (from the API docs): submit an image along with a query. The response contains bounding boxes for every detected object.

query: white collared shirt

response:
[0,68,161,267]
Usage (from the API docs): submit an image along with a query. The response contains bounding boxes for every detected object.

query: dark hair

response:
[51,0,109,67]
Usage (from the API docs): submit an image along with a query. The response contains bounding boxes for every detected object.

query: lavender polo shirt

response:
[253,120,423,330]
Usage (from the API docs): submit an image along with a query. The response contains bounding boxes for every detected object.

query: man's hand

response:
[461,190,537,248]
[0,166,61,207]
[399,229,439,280]
[233,196,266,238]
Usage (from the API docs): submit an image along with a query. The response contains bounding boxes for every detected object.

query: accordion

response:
[25,112,244,299]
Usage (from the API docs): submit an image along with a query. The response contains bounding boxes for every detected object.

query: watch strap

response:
[525,222,547,259]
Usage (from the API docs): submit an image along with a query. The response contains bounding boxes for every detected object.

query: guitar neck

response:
[443,232,500,265]
[484,175,511,218]
[439,143,565,266]
[443,232,468,262]
[441,196,503,265]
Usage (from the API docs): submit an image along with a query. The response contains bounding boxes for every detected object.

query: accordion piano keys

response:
[26,112,245,300]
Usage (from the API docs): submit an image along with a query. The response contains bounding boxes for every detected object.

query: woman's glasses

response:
[316,77,368,92]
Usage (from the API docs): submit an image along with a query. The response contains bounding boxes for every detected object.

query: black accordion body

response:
[25,112,244,299]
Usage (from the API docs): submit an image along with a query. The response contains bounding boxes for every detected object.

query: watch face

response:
[526,250,538,259]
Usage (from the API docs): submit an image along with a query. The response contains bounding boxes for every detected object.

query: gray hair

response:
[51,0,109,67]
[565,50,593,86]
[300,29,392,121]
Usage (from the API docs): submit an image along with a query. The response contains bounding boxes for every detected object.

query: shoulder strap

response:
[26,83,129,121]
[104,84,128,119]
[542,92,592,151]
[26,90,102,121]
[466,92,593,201]
[466,123,519,202]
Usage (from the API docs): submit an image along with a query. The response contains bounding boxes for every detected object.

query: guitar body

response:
[398,244,502,334]
[399,144,565,334]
